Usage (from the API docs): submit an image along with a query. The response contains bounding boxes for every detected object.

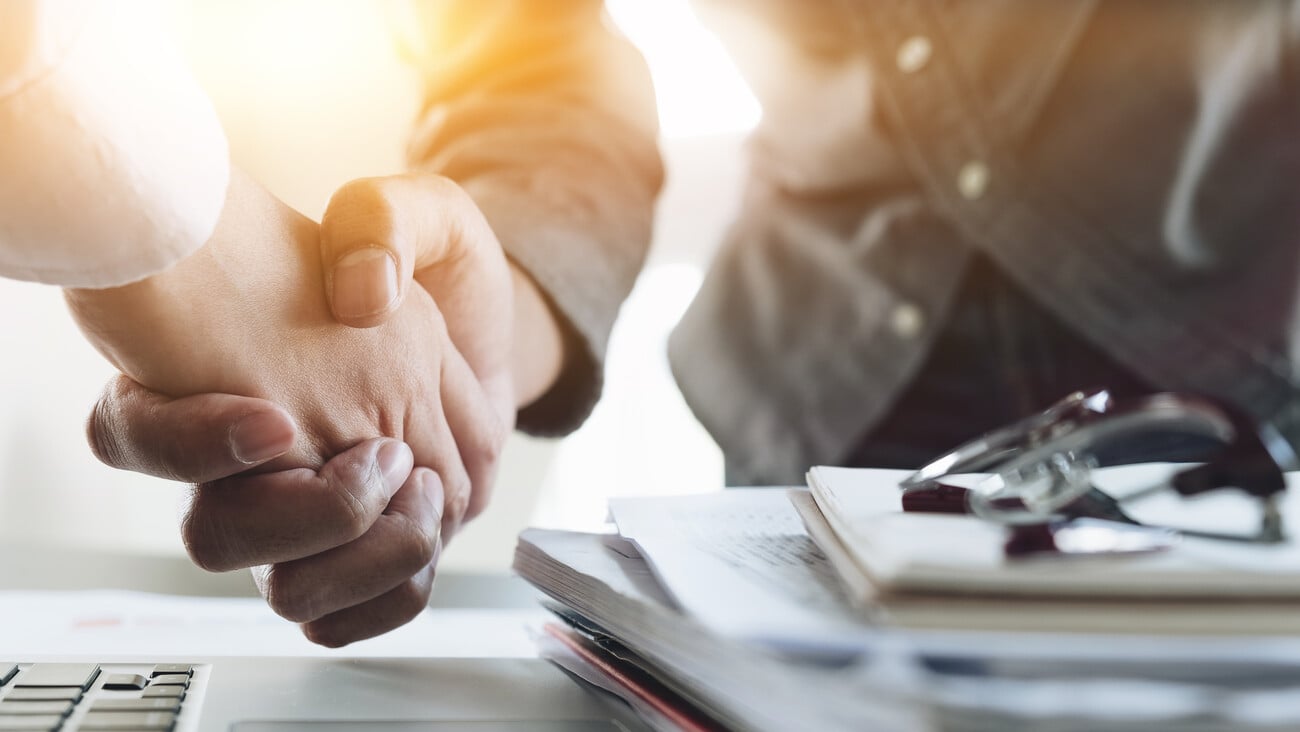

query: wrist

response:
[64,252,195,380]
[508,260,565,410]
[64,170,310,397]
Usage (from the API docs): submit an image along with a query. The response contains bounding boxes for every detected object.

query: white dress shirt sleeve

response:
[0,0,229,288]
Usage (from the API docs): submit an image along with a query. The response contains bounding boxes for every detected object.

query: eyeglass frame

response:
[897,388,1300,547]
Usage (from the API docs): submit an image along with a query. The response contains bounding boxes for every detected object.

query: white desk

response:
[0,591,633,732]
[0,590,547,658]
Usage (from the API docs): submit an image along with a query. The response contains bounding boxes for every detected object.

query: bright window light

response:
[606,0,760,137]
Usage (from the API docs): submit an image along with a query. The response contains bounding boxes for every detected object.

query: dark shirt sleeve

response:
[404,0,664,435]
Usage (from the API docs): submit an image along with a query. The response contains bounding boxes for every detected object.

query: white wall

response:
[0,0,754,584]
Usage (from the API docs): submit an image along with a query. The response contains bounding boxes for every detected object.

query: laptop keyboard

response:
[0,663,201,731]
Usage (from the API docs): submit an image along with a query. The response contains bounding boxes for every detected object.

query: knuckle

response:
[328,176,392,214]
[398,516,440,573]
[443,472,473,527]
[85,382,129,470]
[262,566,318,623]
[180,487,244,573]
[179,499,223,572]
[320,470,384,541]
[463,490,489,525]
[302,622,348,649]
[322,175,392,227]
[391,576,434,620]
[473,417,508,469]
[421,174,488,246]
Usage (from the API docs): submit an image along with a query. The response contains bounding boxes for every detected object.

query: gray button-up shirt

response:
[409,1,1300,484]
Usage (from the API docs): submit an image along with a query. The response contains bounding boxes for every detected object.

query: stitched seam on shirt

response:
[1012,1,1099,140]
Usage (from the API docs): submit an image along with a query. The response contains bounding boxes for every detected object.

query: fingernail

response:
[229,410,296,465]
[332,248,399,320]
[376,441,414,496]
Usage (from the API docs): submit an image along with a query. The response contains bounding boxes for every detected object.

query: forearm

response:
[408,0,663,435]
[63,169,311,398]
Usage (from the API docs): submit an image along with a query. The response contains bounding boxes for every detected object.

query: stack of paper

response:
[513,527,923,731]
[800,465,1300,635]
[513,482,1300,731]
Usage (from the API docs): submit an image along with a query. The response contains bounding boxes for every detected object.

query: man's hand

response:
[87,377,439,645]
[68,171,504,646]
[320,174,565,413]
[90,377,447,647]
[319,174,522,522]
[314,174,570,523]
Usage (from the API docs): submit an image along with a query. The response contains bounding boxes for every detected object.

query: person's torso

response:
[670,0,1300,483]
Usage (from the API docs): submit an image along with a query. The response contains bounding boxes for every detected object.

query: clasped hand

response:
[66,172,514,646]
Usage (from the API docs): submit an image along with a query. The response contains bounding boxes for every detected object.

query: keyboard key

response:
[146,675,189,688]
[13,663,99,689]
[0,696,71,717]
[79,711,177,730]
[0,716,62,731]
[140,686,185,700]
[89,699,181,713]
[101,674,149,691]
[148,665,192,678]
[2,688,81,702]
[0,700,72,715]
[0,666,16,687]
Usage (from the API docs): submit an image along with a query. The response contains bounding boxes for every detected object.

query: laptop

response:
[0,657,640,731]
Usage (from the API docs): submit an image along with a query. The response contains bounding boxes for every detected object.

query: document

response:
[516,526,1300,731]
[608,489,875,662]
[806,464,1300,599]
[514,529,924,731]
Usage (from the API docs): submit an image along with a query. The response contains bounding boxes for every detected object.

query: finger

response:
[300,561,439,648]
[88,374,297,483]
[319,176,514,377]
[410,381,474,544]
[183,439,413,572]
[440,346,508,529]
[258,468,444,624]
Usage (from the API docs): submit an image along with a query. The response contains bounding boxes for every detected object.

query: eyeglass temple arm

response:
[1172,457,1286,498]
[1172,420,1296,499]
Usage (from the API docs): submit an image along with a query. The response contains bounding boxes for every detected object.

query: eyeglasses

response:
[898,389,1299,557]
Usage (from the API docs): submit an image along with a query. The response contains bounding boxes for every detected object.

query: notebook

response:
[804,464,1300,599]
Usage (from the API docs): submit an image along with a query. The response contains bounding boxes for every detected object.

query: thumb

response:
[319,173,514,413]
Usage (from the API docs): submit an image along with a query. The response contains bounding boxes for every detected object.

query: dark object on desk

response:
[899,388,1300,553]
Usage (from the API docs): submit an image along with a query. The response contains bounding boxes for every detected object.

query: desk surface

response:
[0,590,547,658]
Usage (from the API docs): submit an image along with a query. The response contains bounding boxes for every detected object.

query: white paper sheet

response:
[517,526,1300,730]
[0,590,544,658]
[609,489,875,662]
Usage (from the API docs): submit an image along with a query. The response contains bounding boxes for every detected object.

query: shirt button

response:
[891,303,925,339]
[896,36,933,73]
[958,161,990,200]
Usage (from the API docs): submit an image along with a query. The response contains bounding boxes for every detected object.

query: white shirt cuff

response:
[0,0,230,288]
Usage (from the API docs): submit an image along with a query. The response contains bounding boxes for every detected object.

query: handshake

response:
[64,170,557,647]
